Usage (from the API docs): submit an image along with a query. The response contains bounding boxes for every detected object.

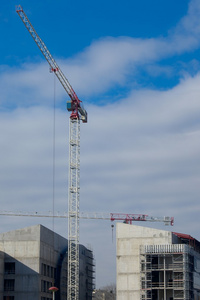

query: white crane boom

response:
[0,211,174,225]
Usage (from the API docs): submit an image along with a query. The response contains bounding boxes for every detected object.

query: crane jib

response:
[16,4,87,123]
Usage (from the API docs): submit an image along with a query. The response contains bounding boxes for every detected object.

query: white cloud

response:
[63,0,200,96]
[174,0,200,37]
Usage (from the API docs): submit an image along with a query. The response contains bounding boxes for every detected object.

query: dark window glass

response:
[4,262,15,274]
[4,279,15,291]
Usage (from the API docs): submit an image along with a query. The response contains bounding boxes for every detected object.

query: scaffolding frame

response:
[140,244,193,300]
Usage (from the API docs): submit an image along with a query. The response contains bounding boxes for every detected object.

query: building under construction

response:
[0,224,95,300]
[116,223,200,300]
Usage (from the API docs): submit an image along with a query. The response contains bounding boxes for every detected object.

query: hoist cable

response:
[52,73,56,235]
[52,73,56,286]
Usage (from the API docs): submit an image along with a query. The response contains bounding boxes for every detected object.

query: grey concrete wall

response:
[0,225,43,300]
[0,251,4,298]
[0,224,94,300]
[116,223,172,300]
[40,224,67,268]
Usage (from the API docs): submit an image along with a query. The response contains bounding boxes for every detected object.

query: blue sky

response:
[1,0,194,96]
[1,0,200,288]
[2,1,188,59]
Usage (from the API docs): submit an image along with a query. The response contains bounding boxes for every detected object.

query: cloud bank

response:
[1,72,200,285]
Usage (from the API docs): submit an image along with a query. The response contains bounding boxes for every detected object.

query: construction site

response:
[1,2,200,300]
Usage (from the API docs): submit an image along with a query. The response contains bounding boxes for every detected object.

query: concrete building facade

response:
[0,224,95,300]
[116,223,200,300]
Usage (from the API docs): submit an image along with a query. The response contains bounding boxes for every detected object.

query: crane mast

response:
[16,5,87,300]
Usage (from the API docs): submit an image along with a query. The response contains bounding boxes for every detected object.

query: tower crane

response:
[16,5,87,300]
[15,5,174,299]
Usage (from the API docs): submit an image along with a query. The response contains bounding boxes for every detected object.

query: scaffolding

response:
[85,248,96,298]
[140,244,194,300]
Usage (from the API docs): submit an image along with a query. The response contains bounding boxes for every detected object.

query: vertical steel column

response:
[68,118,80,300]
[164,255,166,300]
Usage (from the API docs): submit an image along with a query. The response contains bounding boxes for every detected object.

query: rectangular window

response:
[47,265,50,277]
[41,263,55,279]
[41,280,46,292]
[50,266,54,278]
[4,279,15,291]
[4,262,15,274]
[42,263,47,276]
